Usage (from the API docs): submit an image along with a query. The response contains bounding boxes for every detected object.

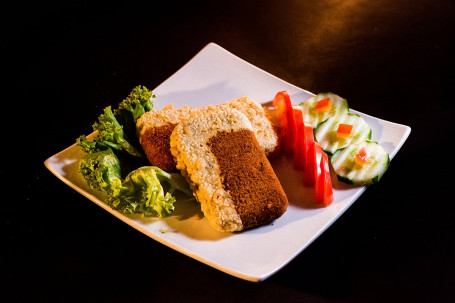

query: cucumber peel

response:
[314,113,372,155]
[330,141,390,186]
[299,92,349,128]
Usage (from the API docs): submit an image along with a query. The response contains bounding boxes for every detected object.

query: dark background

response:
[2,0,454,302]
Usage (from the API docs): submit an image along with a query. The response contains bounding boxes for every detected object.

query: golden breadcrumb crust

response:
[170,108,287,232]
[137,97,278,171]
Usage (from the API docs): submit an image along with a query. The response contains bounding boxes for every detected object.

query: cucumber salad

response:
[299,93,390,186]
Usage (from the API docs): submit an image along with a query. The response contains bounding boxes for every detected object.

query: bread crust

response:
[208,129,288,229]
[137,97,278,171]
[137,104,196,171]
[170,108,288,232]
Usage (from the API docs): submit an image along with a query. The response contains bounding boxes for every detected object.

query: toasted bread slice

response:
[136,97,278,171]
[170,108,288,232]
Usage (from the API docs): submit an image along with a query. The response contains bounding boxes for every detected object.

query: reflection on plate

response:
[44,43,411,282]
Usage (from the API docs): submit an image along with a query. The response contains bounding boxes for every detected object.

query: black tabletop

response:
[3,1,454,302]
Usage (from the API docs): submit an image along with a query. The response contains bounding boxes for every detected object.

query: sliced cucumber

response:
[314,113,372,155]
[299,92,349,128]
[331,141,390,186]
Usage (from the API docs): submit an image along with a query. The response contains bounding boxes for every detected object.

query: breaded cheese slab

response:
[136,104,197,171]
[170,108,288,232]
[136,97,278,172]
[216,97,278,156]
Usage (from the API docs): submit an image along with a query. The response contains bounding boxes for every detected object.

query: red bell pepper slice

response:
[271,93,286,148]
[303,140,317,186]
[273,91,295,153]
[315,161,324,204]
[314,143,323,195]
[316,151,334,206]
[301,121,314,176]
[323,153,334,206]
[293,107,305,170]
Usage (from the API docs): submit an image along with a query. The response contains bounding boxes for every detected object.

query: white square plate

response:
[45,43,411,282]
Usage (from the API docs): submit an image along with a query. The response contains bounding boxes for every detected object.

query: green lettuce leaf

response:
[76,85,193,218]
[153,166,193,197]
[115,85,154,124]
[108,166,192,217]
[76,85,155,158]
[79,148,122,193]
[92,106,144,157]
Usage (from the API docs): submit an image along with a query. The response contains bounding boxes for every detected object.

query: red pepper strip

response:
[323,153,334,206]
[314,143,324,199]
[303,140,316,186]
[293,107,305,170]
[302,121,314,171]
[272,93,287,149]
[316,151,334,206]
[273,91,295,153]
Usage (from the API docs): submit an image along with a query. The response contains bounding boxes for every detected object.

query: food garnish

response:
[272,91,295,153]
[314,97,332,113]
[336,123,353,139]
[77,85,193,217]
[271,90,390,206]
[331,141,389,185]
[355,147,370,166]
[299,92,349,128]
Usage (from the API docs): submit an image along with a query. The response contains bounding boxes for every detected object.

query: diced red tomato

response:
[355,147,370,166]
[336,123,353,139]
[273,91,295,153]
[316,151,334,206]
[314,98,332,113]
[293,107,305,170]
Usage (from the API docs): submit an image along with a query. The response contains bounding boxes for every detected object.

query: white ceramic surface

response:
[44,43,411,282]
